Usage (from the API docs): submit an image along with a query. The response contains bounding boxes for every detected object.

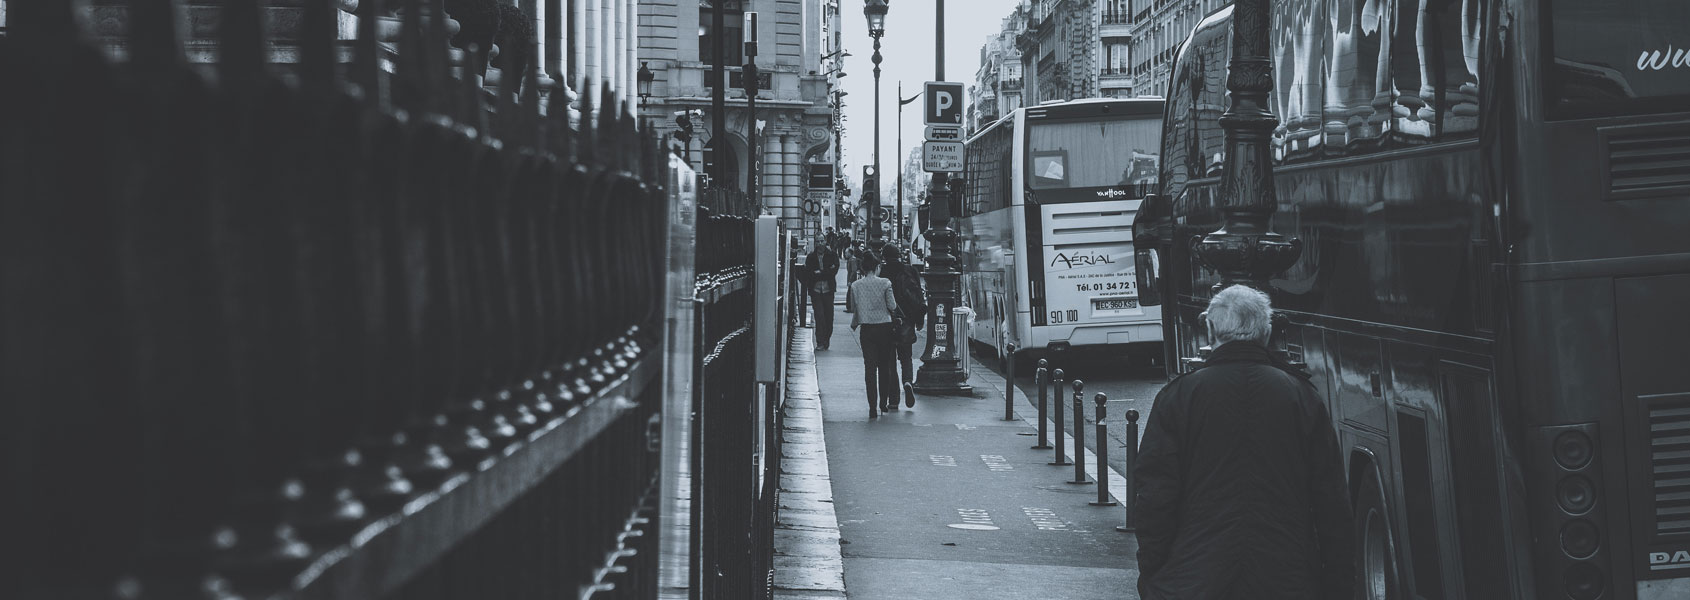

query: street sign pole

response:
[916,78,970,395]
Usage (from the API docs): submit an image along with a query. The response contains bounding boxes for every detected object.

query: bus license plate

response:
[1093,298,1138,311]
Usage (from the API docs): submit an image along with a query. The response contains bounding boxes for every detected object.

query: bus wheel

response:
[1356,467,1401,600]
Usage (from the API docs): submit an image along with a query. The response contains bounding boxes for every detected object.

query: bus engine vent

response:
[1646,392,1690,535]
[1601,124,1690,200]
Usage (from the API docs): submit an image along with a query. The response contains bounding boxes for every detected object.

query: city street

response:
[806,300,1144,600]
[975,345,1168,480]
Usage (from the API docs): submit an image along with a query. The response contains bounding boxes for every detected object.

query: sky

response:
[836,0,1024,196]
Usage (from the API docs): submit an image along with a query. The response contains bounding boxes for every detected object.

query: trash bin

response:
[952,307,971,374]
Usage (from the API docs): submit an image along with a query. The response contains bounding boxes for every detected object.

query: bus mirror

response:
[1136,248,1163,307]
[1133,193,1170,246]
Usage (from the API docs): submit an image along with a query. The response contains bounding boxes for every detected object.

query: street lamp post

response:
[636,61,654,132]
[914,0,970,394]
[863,0,886,244]
[1191,0,1301,299]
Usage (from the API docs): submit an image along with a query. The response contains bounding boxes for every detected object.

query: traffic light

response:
[861,165,880,239]
[861,165,878,202]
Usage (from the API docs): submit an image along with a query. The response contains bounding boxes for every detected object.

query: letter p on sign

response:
[924,81,964,126]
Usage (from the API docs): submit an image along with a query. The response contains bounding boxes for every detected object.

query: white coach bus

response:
[958,97,1165,365]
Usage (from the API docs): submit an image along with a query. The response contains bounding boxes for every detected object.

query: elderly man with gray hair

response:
[1133,285,1355,600]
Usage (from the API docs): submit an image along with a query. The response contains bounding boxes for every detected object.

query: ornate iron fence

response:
[1,1,672,598]
[683,211,787,600]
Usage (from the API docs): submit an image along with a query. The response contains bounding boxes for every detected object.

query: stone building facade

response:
[1016,0,1098,105]
[1098,0,1132,96]
[1129,0,1229,98]
[968,10,1027,134]
[637,0,834,232]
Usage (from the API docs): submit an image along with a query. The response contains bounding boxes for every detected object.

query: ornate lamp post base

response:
[913,270,972,395]
[915,180,971,395]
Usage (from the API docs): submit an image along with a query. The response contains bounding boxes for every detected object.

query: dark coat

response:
[1134,342,1354,600]
[881,261,926,329]
[801,248,840,295]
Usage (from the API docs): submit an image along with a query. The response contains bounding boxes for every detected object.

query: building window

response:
[1104,0,1130,25]
[699,4,745,68]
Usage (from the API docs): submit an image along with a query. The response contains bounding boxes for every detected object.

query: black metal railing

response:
[687,211,787,600]
[2,1,671,598]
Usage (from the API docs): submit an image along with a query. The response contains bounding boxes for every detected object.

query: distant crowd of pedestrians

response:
[796,232,925,417]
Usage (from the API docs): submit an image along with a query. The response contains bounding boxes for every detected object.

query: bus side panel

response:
[1008,199,1033,350]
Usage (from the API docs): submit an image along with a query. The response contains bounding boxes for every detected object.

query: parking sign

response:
[924,81,964,126]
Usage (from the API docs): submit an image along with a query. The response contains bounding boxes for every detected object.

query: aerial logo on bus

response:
[1094,188,1131,199]
[1050,252,1117,269]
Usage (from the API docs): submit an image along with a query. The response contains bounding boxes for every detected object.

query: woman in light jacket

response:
[847,253,903,417]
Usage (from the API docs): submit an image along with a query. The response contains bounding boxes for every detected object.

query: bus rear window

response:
[1027,118,1161,190]
[1548,0,1690,119]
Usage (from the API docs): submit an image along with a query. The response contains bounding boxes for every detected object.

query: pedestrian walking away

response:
[1133,285,1355,600]
[799,238,840,350]
[847,253,903,418]
[879,244,924,408]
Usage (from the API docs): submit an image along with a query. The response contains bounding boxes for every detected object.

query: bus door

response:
[1027,197,1142,342]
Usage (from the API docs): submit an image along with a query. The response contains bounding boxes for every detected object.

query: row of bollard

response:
[1022,355,1140,532]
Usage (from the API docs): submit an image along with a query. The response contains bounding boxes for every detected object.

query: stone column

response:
[575,0,592,94]
[764,132,783,215]
[783,134,802,231]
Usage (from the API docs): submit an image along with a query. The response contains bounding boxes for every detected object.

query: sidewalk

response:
[775,293,1143,599]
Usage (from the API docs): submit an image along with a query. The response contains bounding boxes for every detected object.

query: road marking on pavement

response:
[980,455,1013,472]
[1023,507,1074,531]
[954,424,977,430]
[929,455,958,467]
[948,508,1000,530]
[982,372,1132,506]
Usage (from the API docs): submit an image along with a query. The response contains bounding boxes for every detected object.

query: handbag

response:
[894,317,917,345]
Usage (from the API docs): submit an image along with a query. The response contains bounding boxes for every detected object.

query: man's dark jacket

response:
[1134,341,1355,600]
[801,248,840,295]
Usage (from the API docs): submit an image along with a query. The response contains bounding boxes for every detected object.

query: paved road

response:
[972,346,1171,482]
[811,304,1142,599]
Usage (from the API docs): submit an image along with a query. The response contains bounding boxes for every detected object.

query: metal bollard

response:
[1069,380,1091,485]
[1031,359,1052,449]
[1049,368,1070,465]
[1003,343,1018,421]
[1118,409,1141,532]
[1090,393,1118,506]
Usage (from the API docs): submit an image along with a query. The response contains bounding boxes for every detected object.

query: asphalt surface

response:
[809,297,1145,599]
[973,345,1171,481]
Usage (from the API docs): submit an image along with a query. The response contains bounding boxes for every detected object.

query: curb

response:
[772,327,848,599]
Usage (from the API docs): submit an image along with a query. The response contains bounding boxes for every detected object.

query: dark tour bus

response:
[1133,1,1690,599]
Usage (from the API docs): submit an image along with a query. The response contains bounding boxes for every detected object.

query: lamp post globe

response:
[636,62,655,132]
[862,0,888,37]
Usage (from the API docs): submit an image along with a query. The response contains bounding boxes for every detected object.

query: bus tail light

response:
[1533,424,1613,600]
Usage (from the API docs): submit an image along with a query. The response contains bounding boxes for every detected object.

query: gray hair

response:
[1204,285,1273,346]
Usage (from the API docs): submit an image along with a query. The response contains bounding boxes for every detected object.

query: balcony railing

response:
[1102,13,1131,25]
